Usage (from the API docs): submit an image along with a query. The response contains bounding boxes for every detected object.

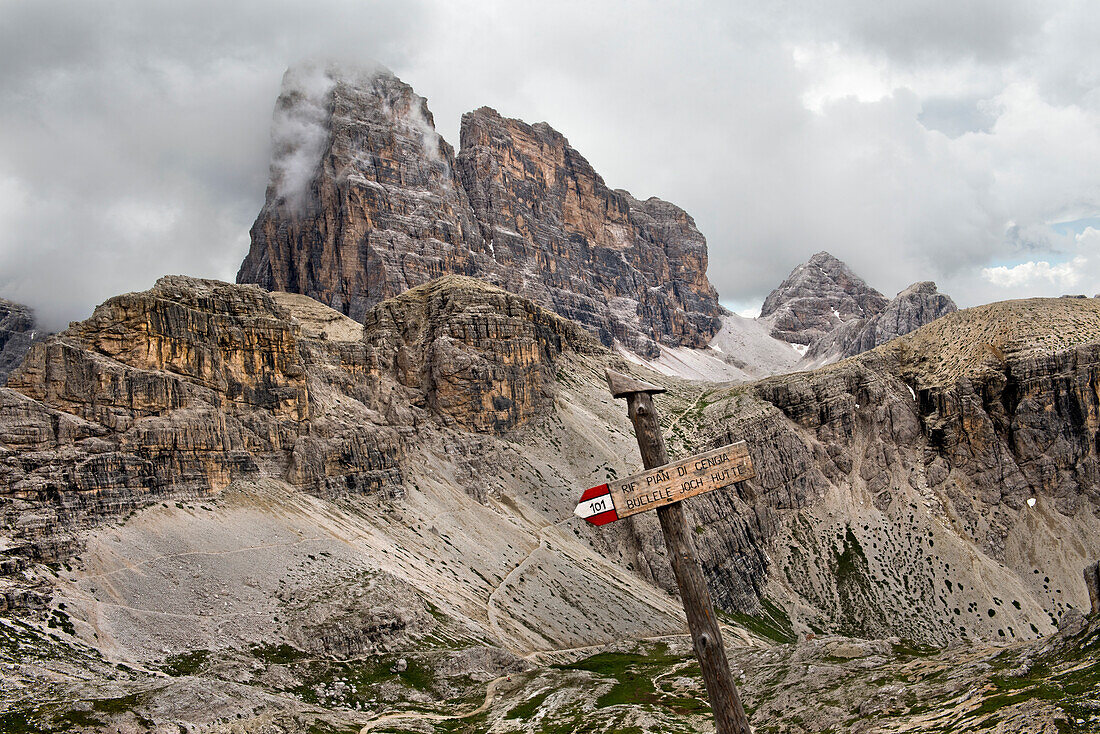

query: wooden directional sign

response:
[575,441,755,525]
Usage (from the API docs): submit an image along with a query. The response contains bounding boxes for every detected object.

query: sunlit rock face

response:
[456,106,721,357]
[0,274,594,571]
[362,275,599,433]
[237,62,722,358]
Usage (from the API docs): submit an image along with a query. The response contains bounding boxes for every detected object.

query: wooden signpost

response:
[576,369,754,734]
[575,442,755,525]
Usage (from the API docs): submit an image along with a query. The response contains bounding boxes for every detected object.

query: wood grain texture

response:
[623,390,753,734]
[608,441,755,519]
[604,368,666,398]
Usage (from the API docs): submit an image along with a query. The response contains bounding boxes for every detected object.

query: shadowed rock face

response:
[237,65,488,321]
[0,298,45,384]
[760,251,890,345]
[237,63,721,358]
[641,298,1100,644]
[805,280,958,362]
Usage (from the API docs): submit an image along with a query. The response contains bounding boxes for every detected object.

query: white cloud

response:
[270,62,338,210]
[978,227,1100,297]
[982,257,1084,288]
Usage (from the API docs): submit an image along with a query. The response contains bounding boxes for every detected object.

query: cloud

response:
[270,62,337,210]
[982,258,1084,289]
[0,0,1098,329]
[978,227,1100,298]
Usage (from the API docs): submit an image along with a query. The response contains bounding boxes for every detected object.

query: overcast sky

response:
[2,0,1099,328]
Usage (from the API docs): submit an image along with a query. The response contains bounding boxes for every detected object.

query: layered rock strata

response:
[635,297,1100,643]
[804,280,958,363]
[3,273,1099,653]
[238,62,721,358]
[0,275,590,573]
[760,251,889,345]
[362,275,597,433]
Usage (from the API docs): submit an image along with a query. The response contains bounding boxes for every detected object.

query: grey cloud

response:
[0,0,1097,330]
[918,96,997,137]
[827,0,1042,65]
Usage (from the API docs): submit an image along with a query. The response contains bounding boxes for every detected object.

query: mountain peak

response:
[237,64,722,358]
[759,252,888,345]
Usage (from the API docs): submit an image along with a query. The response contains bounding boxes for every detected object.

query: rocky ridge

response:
[238,62,722,358]
[0,275,595,577]
[650,297,1100,646]
[2,278,1099,732]
[802,279,958,365]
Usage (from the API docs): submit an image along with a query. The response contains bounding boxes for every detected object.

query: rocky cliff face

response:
[759,251,889,345]
[237,62,721,358]
[804,280,958,363]
[362,275,597,433]
[3,275,1100,732]
[0,275,592,576]
[637,297,1100,645]
[0,298,45,384]
[237,64,488,320]
[456,107,720,355]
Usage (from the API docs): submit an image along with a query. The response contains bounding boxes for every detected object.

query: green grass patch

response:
[553,643,696,711]
[506,689,550,719]
[91,692,145,714]
[250,642,308,665]
[721,597,796,644]
[891,641,942,659]
[162,649,210,676]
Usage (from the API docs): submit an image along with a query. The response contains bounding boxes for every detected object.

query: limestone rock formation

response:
[0,275,592,574]
[759,251,889,345]
[642,297,1100,644]
[362,275,598,433]
[237,62,721,358]
[3,274,1100,731]
[237,63,488,321]
[0,297,45,384]
[804,280,958,363]
[456,106,720,355]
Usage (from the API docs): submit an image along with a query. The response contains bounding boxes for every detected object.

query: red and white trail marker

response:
[574,484,618,525]
[574,441,755,525]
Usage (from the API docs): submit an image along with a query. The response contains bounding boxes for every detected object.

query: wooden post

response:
[1085,561,1100,616]
[607,369,752,734]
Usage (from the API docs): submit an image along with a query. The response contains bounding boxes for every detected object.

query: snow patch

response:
[617,345,751,383]
[614,312,816,384]
[907,385,916,400]
[1027,497,1037,507]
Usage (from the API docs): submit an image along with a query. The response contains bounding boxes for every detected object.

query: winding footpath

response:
[358,674,509,733]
